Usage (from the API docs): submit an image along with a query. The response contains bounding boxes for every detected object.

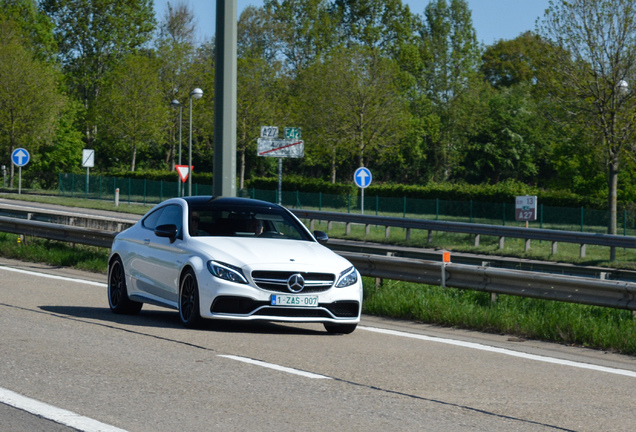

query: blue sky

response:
[154,0,552,46]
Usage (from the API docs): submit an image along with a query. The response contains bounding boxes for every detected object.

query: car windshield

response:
[188,203,313,241]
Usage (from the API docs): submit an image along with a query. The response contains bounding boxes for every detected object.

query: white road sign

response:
[515,195,537,221]
[82,149,95,168]
[260,126,278,139]
[257,139,304,158]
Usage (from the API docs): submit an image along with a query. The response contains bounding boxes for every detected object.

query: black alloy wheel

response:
[179,269,202,328]
[108,257,142,314]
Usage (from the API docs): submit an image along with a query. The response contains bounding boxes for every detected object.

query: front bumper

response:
[197,274,362,323]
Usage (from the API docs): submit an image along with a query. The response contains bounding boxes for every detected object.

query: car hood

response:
[190,237,352,271]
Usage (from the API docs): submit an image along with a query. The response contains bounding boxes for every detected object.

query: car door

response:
[137,204,186,305]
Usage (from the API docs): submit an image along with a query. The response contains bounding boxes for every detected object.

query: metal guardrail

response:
[293,209,636,259]
[1,216,635,312]
[341,252,636,311]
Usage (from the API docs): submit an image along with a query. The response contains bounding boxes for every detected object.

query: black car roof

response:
[183,196,282,210]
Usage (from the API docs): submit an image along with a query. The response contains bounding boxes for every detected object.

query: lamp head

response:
[190,88,203,100]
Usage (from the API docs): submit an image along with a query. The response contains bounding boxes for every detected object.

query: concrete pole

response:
[213,0,237,197]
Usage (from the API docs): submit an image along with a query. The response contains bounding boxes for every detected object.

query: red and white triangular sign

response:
[175,165,192,183]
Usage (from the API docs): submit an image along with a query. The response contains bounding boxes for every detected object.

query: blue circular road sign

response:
[354,167,372,188]
[11,148,30,167]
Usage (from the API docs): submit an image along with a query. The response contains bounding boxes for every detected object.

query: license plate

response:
[271,295,319,307]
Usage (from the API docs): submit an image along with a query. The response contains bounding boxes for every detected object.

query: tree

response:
[96,54,168,171]
[333,0,418,56]
[41,0,156,143]
[538,0,636,236]
[481,31,552,89]
[0,0,57,61]
[264,0,337,74]
[296,46,408,181]
[0,18,64,187]
[155,1,198,169]
[418,0,481,181]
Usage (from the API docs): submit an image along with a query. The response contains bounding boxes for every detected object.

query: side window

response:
[156,205,183,233]
[142,207,165,230]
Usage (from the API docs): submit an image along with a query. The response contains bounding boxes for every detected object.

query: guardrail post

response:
[610,246,616,262]
[427,230,433,243]
[346,222,351,235]
[552,241,557,255]
[525,239,531,252]
[474,234,480,247]
[385,226,390,238]
[328,221,332,232]
[365,224,370,236]
[309,220,315,231]
[499,236,505,249]
[580,244,586,258]
[406,227,411,241]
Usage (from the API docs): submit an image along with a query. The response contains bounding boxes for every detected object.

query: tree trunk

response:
[131,144,137,172]
[608,159,619,235]
[240,147,246,190]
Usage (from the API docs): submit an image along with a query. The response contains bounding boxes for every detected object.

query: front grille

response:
[254,307,333,318]
[251,271,335,293]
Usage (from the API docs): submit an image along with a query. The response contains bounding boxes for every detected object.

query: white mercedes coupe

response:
[107,196,362,334]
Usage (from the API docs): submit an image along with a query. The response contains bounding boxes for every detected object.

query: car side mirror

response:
[314,230,328,245]
[155,224,178,242]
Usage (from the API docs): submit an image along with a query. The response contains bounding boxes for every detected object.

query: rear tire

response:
[179,269,202,328]
[108,257,142,315]
[324,323,357,334]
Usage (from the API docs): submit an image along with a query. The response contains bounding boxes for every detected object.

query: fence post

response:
[319,192,322,211]
[502,202,506,226]
[99,176,102,200]
[376,195,379,216]
[348,194,351,213]
[128,178,131,205]
[436,198,439,221]
[470,200,473,223]
[403,196,406,218]
[143,179,147,205]
[540,203,543,229]
[581,206,584,232]
[160,180,163,201]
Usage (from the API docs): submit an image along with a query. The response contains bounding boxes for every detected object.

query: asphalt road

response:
[1,258,635,432]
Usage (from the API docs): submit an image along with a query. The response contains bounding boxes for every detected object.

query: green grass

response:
[0,232,109,273]
[362,278,636,355]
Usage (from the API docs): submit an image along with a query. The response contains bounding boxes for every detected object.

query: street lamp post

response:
[188,88,203,196]
[170,99,182,196]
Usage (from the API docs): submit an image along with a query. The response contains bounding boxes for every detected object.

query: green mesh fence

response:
[57,174,634,236]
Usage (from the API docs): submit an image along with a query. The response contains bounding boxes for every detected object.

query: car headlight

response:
[207,260,248,284]
[335,266,358,288]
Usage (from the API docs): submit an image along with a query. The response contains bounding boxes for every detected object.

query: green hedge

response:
[99,171,613,211]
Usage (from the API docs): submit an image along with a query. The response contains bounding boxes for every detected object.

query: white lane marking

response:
[5,265,635,379]
[219,355,332,379]
[360,326,636,378]
[0,265,106,287]
[0,387,127,432]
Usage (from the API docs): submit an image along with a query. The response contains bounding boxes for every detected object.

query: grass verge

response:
[362,277,636,355]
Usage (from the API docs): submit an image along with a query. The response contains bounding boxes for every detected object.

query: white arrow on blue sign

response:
[12,148,30,167]
[354,167,372,188]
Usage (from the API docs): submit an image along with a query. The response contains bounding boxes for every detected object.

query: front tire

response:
[108,257,142,315]
[324,323,357,334]
[179,269,202,328]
